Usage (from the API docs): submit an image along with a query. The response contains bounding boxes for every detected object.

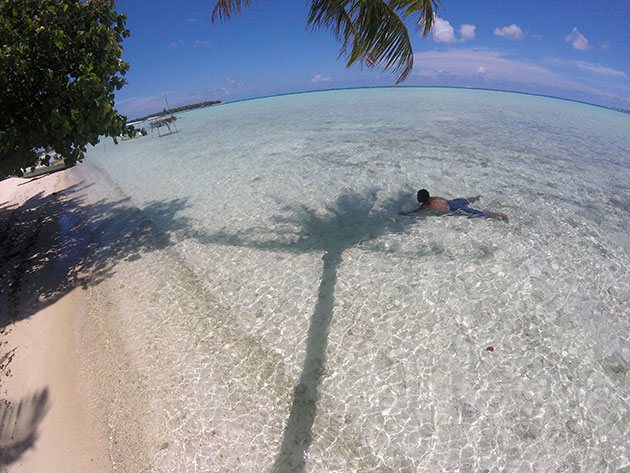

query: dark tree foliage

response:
[0,0,131,178]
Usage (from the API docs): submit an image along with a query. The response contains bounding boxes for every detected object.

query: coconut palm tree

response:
[212,0,440,83]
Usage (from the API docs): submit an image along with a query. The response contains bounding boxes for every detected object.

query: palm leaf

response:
[306,1,357,60]
[212,0,441,83]
[355,1,416,81]
[309,1,438,83]
[211,0,253,23]
[390,0,440,36]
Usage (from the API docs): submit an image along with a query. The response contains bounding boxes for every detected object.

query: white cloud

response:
[432,17,457,44]
[459,24,476,42]
[414,69,441,79]
[311,74,331,83]
[494,24,524,40]
[411,49,630,107]
[414,49,553,82]
[117,94,169,113]
[208,77,247,98]
[168,39,212,49]
[574,61,627,78]
[565,27,589,50]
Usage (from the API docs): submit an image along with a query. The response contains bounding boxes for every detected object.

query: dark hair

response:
[417,189,430,204]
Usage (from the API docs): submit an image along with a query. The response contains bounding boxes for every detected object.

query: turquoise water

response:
[76,88,628,472]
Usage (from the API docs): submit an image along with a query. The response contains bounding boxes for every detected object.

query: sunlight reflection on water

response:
[81,88,629,472]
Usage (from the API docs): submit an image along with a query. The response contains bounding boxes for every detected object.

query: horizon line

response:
[131,85,629,121]
[217,85,630,115]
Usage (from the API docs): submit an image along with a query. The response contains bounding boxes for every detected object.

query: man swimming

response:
[416,189,508,221]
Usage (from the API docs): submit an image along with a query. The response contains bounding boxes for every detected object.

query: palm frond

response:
[211,0,253,23]
[352,1,414,82]
[214,0,441,83]
[306,0,356,59]
[390,0,440,36]
[309,0,439,83]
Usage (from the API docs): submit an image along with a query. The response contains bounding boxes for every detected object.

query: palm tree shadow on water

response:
[1,178,423,469]
[206,188,422,472]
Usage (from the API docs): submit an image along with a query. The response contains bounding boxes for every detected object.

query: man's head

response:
[417,189,430,205]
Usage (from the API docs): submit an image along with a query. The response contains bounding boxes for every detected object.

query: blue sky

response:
[115,0,630,117]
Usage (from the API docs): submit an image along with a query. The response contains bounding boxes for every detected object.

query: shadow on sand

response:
[198,188,421,472]
[0,388,49,465]
[0,178,197,325]
[0,176,201,468]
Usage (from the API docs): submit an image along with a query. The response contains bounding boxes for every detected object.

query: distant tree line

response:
[131,100,222,122]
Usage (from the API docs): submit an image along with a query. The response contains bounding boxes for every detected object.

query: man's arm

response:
[398,207,423,216]
[466,194,481,203]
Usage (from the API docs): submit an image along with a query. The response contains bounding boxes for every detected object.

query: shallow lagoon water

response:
[79,88,628,472]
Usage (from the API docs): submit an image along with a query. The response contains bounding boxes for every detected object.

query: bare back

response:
[422,196,450,213]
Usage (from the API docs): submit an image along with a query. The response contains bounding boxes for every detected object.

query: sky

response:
[114,0,630,118]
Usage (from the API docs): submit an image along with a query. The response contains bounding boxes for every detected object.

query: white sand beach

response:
[0,175,117,472]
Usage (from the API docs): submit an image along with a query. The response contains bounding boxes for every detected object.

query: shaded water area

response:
[77,88,628,471]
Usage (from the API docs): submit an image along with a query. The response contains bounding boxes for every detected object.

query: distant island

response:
[129,99,222,122]
[607,106,630,115]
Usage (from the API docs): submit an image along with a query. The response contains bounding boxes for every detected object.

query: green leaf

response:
[0,0,130,177]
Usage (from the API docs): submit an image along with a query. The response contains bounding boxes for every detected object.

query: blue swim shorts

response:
[447,198,484,217]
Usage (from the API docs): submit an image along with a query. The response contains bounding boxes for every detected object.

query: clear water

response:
[76,88,629,472]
